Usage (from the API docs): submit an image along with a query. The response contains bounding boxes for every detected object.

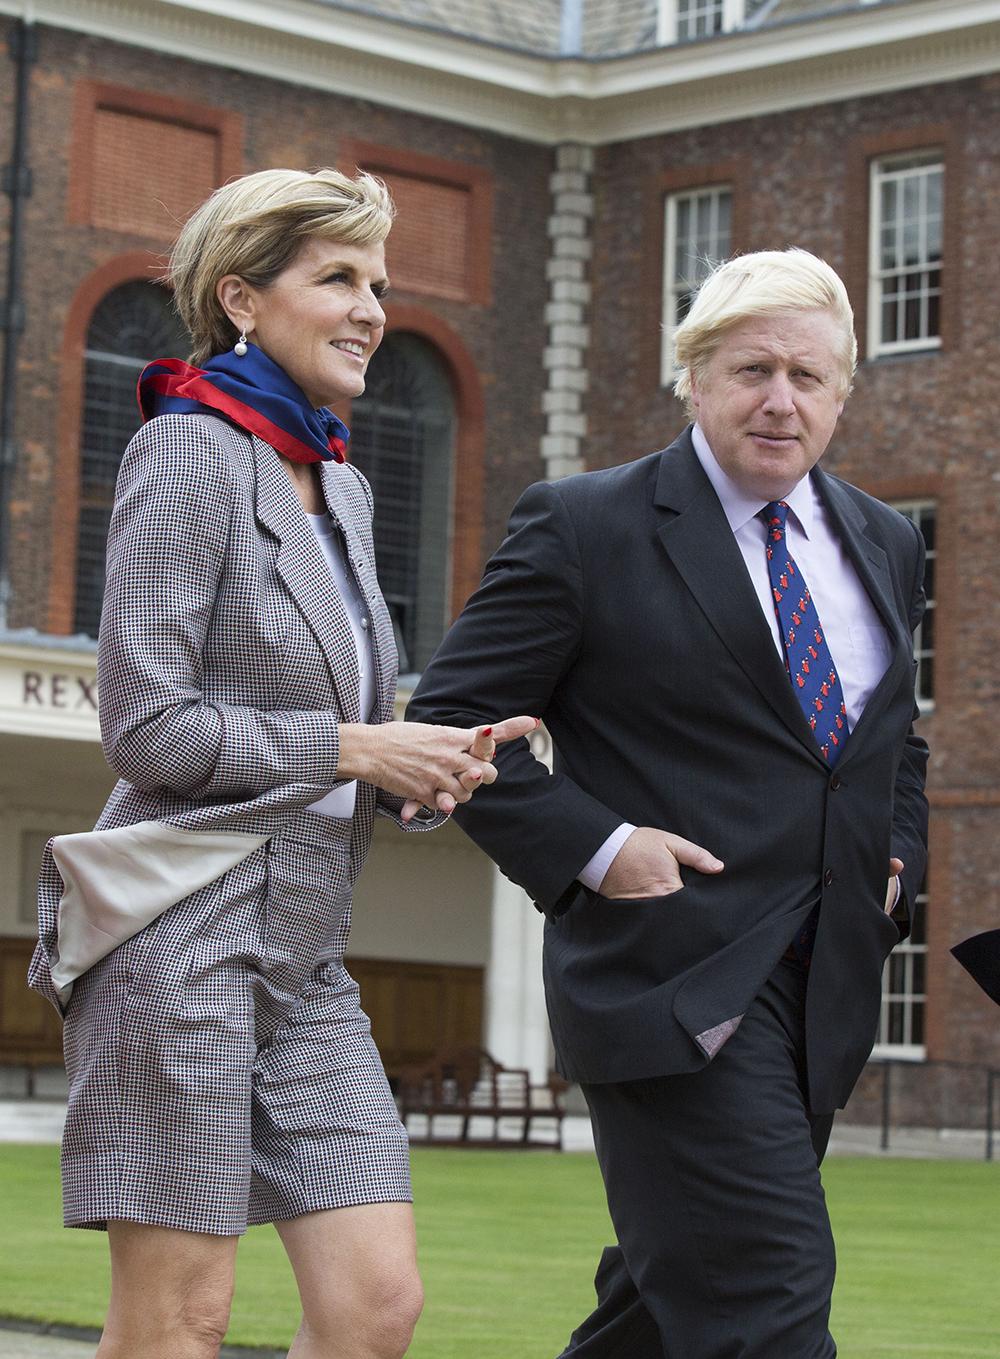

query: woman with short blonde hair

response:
[30,167,535,1359]
[171,167,396,364]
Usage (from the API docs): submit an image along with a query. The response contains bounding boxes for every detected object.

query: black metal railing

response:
[858,1057,1000,1160]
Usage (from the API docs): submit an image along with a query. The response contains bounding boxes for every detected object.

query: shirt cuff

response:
[578,823,637,892]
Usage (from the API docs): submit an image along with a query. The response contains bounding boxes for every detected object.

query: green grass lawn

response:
[3,1144,998,1357]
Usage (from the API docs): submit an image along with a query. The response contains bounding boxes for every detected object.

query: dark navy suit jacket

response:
[409,427,929,1112]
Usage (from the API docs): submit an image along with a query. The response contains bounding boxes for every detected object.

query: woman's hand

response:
[338,716,539,820]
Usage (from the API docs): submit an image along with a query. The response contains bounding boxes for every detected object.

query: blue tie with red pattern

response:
[763,501,848,766]
[763,501,848,967]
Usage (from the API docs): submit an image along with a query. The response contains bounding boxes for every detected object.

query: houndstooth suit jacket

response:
[29,412,437,1011]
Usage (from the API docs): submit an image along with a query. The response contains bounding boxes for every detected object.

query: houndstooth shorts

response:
[59,811,411,1235]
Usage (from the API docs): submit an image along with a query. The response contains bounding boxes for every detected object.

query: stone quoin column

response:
[541,143,594,481]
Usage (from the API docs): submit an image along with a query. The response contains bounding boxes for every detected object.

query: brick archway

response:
[47,253,165,634]
[380,305,486,618]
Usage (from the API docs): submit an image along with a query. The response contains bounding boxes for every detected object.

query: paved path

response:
[2,1097,994,1158]
[0,1330,97,1358]
[0,1328,278,1358]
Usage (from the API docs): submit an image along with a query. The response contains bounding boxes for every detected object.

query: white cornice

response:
[1,0,999,142]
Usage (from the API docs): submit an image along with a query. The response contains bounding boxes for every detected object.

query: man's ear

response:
[216,275,255,336]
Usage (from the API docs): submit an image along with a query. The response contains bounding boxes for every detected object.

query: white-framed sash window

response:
[658,0,745,43]
[868,152,943,357]
[874,880,928,1060]
[661,185,732,385]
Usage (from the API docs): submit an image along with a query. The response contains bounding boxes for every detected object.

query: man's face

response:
[690,309,847,501]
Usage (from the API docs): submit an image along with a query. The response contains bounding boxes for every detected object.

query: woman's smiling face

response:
[226,236,389,408]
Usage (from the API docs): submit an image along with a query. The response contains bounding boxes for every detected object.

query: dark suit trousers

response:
[560,958,837,1359]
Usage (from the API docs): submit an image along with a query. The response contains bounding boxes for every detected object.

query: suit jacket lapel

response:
[653,435,828,765]
[252,436,362,722]
[812,467,911,760]
[319,462,399,724]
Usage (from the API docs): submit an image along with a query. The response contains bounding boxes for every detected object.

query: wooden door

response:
[348,957,484,1083]
[0,936,63,1066]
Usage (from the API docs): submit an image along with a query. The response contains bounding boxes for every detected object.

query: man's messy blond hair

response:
[673,248,857,414]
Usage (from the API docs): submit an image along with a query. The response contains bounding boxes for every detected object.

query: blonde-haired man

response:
[410,248,928,1357]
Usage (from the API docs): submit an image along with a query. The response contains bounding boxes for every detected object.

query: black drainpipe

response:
[0,15,37,625]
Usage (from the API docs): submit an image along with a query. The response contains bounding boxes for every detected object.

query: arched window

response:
[74,281,187,637]
[349,334,456,673]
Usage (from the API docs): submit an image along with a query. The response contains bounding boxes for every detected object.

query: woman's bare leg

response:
[277,1203,423,1359]
[97,1221,239,1359]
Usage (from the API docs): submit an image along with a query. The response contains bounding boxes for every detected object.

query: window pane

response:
[695,193,712,249]
[889,954,906,994]
[717,192,731,237]
[871,155,944,352]
[880,180,897,228]
[880,228,896,272]
[882,298,897,345]
[926,291,941,339]
[902,174,920,225]
[677,0,725,40]
[663,185,732,380]
[919,654,934,702]
[921,604,935,651]
[902,218,921,268]
[904,295,921,340]
[927,213,943,262]
[876,877,928,1055]
[675,198,691,253]
[926,168,943,219]
[912,952,926,994]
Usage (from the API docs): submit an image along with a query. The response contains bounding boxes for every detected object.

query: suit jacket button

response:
[830,774,841,791]
[824,868,835,886]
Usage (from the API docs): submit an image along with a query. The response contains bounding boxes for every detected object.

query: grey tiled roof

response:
[314,0,905,57]
[316,0,563,53]
[582,0,657,57]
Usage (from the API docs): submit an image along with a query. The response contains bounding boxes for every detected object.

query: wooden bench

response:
[397,1046,568,1150]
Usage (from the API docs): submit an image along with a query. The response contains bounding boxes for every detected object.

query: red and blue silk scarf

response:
[137,345,350,464]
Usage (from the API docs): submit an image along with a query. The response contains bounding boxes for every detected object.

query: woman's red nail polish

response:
[481,727,493,737]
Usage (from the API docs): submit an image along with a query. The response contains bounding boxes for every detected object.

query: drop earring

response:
[234,328,248,357]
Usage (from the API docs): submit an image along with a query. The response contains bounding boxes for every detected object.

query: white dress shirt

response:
[578,424,892,891]
[305,510,377,819]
